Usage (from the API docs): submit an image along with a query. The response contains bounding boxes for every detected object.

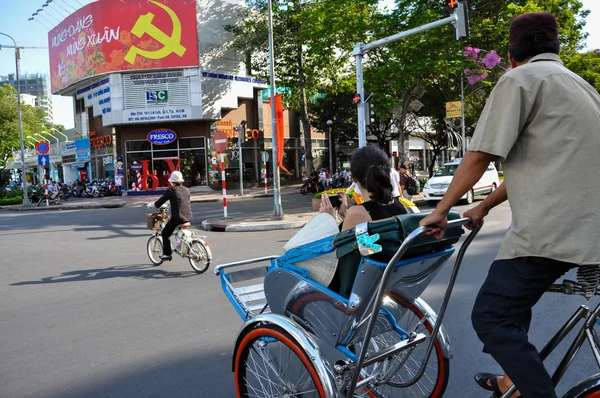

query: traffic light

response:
[445,0,458,9]
[454,1,469,41]
[352,93,361,105]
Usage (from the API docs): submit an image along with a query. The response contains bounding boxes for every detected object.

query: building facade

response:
[46,0,311,193]
[1,73,53,123]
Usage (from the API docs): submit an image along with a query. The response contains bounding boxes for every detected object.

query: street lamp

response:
[51,127,70,142]
[40,130,59,144]
[34,133,50,144]
[0,32,28,205]
[326,120,333,171]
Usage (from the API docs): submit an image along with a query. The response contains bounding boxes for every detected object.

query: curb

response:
[0,203,126,212]
[201,217,308,232]
[191,193,273,204]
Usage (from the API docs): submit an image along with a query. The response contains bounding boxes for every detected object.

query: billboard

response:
[48,0,198,94]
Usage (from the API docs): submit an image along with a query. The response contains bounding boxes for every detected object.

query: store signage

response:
[126,107,190,123]
[60,142,77,156]
[75,138,91,161]
[201,71,266,85]
[48,0,198,93]
[146,90,168,103]
[147,129,177,145]
[133,71,182,85]
[89,130,113,148]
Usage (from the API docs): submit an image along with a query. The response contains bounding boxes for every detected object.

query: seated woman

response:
[320,146,407,297]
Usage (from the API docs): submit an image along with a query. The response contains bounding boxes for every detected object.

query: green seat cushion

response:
[330,211,464,297]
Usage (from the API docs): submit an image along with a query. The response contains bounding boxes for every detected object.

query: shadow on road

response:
[26,348,235,398]
[10,264,198,286]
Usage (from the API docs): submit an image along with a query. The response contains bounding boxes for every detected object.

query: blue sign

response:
[147,129,177,145]
[75,138,91,161]
[38,154,50,166]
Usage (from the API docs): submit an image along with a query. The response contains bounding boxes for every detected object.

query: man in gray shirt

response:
[421,12,600,398]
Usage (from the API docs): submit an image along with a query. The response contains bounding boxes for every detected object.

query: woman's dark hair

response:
[509,29,560,63]
[350,146,392,204]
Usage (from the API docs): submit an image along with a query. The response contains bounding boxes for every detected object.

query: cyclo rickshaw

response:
[213,211,600,397]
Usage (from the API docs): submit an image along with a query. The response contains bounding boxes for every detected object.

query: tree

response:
[308,92,358,144]
[367,0,591,161]
[0,85,47,168]
[366,111,396,151]
[564,50,600,92]
[225,0,378,173]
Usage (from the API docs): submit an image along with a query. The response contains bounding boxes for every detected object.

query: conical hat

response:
[284,213,339,287]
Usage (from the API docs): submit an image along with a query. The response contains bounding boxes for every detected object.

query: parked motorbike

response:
[300,176,320,195]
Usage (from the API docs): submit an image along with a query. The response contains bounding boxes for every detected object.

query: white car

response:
[423,158,500,205]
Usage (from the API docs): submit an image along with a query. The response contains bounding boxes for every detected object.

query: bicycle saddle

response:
[177,222,191,229]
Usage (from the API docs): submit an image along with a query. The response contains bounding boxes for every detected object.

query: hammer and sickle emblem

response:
[124,0,187,65]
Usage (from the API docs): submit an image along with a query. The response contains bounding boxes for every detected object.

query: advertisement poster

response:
[48,0,199,93]
[75,138,91,161]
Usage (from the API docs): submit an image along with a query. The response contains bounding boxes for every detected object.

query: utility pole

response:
[267,0,283,218]
[0,35,47,205]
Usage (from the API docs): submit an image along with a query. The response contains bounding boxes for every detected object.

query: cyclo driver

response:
[149,171,192,261]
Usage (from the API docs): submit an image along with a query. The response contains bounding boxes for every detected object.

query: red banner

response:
[48,0,198,93]
[269,94,290,174]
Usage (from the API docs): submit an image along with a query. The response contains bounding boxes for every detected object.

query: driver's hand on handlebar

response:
[463,203,488,230]
[419,209,448,242]
[146,202,155,209]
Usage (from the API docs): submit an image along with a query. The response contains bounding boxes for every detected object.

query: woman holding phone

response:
[320,146,407,231]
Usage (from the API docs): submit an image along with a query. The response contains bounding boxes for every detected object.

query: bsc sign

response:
[146,90,168,103]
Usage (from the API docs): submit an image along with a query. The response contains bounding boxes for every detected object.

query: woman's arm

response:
[340,206,371,231]
[154,189,171,208]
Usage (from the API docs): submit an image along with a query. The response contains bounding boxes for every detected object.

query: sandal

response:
[475,373,503,395]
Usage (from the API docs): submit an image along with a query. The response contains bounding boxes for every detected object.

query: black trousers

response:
[471,257,576,398]
[161,219,180,256]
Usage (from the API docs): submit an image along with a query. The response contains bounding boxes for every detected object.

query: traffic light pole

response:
[353,2,468,148]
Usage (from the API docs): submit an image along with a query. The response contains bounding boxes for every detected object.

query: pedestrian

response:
[390,166,401,201]
[420,12,600,398]
[398,164,413,202]
[149,171,192,261]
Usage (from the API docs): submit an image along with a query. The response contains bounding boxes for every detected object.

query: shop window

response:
[153,140,178,151]
[180,137,205,149]
[126,140,151,152]
[125,152,152,189]
[152,150,179,159]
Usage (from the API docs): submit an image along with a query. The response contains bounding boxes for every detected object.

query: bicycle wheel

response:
[358,292,449,398]
[147,236,164,266]
[188,240,210,273]
[562,373,600,398]
[234,324,327,397]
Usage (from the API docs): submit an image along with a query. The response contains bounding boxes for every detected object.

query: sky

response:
[1,0,599,130]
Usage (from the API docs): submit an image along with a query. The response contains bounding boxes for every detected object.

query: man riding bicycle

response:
[149,171,192,261]
[421,12,600,398]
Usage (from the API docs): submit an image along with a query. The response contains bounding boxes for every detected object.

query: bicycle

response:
[215,211,474,397]
[497,265,600,398]
[146,204,212,274]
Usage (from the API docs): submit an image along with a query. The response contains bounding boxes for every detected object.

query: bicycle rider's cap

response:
[509,12,558,47]
[168,171,184,183]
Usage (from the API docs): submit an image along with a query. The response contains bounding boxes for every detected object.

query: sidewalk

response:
[202,192,427,232]
[202,211,316,232]
[0,185,299,212]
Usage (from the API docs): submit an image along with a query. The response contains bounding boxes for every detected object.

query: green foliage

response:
[308,92,358,143]
[226,0,378,173]
[0,196,22,206]
[564,50,600,91]
[0,85,48,168]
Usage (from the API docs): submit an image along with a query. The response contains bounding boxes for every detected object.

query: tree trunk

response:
[428,149,442,177]
[297,45,313,174]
